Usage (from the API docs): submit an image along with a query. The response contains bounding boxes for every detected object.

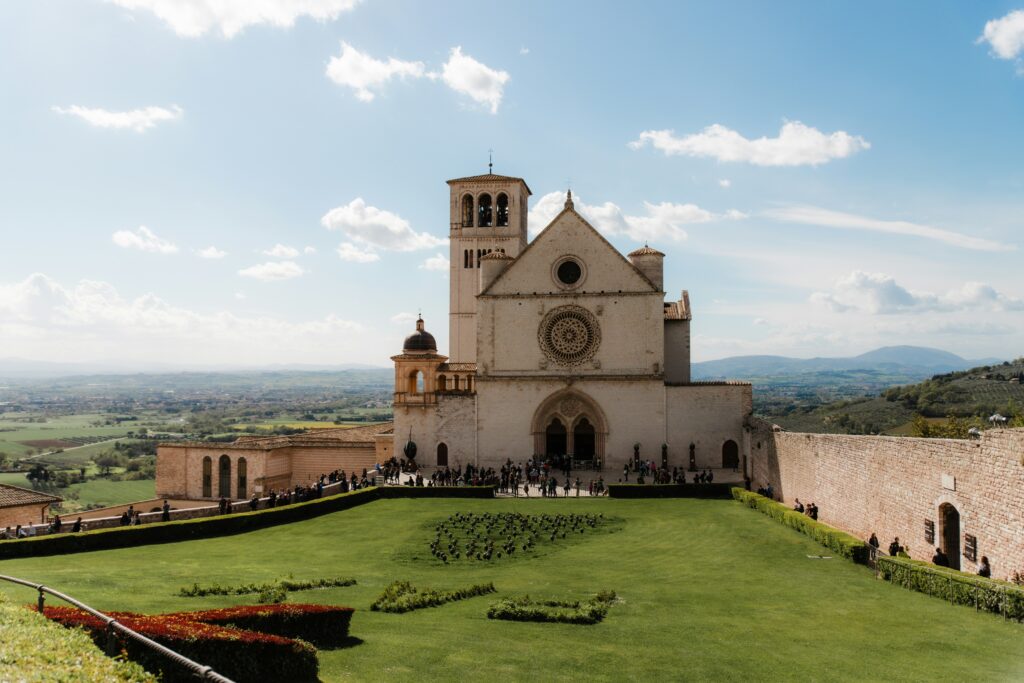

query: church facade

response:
[388,172,753,473]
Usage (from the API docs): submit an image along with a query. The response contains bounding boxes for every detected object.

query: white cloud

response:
[263,243,299,258]
[390,312,418,325]
[303,246,317,255]
[0,273,366,365]
[441,47,509,114]
[630,121,870,167]
[810,270,1024,314]
[527,191,745,241]
[753,317,768,326]
[764,205,1009,252]
[197,246,227,259]
[52,105,182,132]
[718,179,731,188]
[325,42,427,102]
[519,47,530,55]
[106,0,360,38]
[336,242,380,263]
[321,198,445,252]
[112,226,178,254]
[978,10,1024,64]
[420,253,450,272]
[238,261,304,281]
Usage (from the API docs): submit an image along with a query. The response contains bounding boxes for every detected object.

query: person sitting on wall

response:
[808,503,818,521]
[793,498,804,513]
[119,511,131,526]
[16,525,26,538]
[161,500,171,522]
[978,556,992,578]
[932,547,949,567]
[50,515,62,533]
[888,537,902,556]
[868,533,879,549]
[71,517,82,533]
[0,527,9,540]
[249,494,259,511]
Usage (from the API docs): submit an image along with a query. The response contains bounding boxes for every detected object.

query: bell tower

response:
[446,169,531,364]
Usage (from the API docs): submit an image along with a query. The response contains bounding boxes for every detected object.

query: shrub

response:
[731,488,870,564]
[370,580,496,613]
[877,556,1024,621]
[178,576,357,598]
[42,606,319,683]
[607,483,733,499]
[171,603,355,647]
[487,591,616,625]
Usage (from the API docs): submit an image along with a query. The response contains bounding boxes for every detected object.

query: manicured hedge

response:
[43,606,319,683]
[0,485,497,560]
[487,591,616,625]
[607,483,733,499]
[731,488,870,564]
[370,580,496,613]
[172,603,355,647]
[877,556,1024,621]
[179,576,357,598]
[0,593,154,682]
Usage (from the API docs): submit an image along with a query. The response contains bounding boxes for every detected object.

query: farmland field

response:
[1,497,1022,681]
[62,478,156,511]
[0,413,130,459]
[231,421,379,431]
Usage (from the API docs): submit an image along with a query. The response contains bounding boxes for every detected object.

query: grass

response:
[0,471,30,487]
[0,413,129,458]
[0,498,1022,682]
[63,478,156,510]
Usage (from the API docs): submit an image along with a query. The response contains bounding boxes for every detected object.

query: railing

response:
[0,573,235,682]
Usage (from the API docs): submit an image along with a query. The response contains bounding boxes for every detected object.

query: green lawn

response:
[1,498,1022,682]
[0,472,30,487]
[0,413,129,458]
[62,478,156,510]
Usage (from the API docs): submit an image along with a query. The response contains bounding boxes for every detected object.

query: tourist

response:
[793,498,804,513]
[16,525,26,538]
[132,511,142,526]
[119,511,130,526]
[868,533,879,549]
[808,503,818,521]
[50,515,62,533]
[161,500,171,522]
[888,537,902,556]
[707,469,714,483]
[931,547,949,567]
[575,477,581,497]
[0,527,9,540]
[249,494,259,511]
[978,556,992,578]
[71,517,82,533]
[219,497,229,514]
[522,481,529,497]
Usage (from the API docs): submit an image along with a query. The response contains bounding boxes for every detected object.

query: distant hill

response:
[693,346,998,379]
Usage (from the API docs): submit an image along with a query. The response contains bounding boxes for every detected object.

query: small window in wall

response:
[496,193,509,226]
[416,371,425,393]
[437,442,448,467]
[925,519,935,544]
[437,374,447,391]
[237,457,247,499]
[462,194,474,227]
[202,456,212,498]
[478,193,492,227]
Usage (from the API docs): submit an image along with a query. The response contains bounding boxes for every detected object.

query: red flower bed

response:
[171,603,355,647]
[42,606,319,683]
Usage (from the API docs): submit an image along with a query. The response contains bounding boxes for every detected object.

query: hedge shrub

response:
[42,606,319,683]
[178,576,357,598]
[171,603,355,647]
[731,488,870,564]
[0,485,497,560]
[876,556,1024,621]
[487,591,616,625]
[370,580,496,613]
[607,483,733,499]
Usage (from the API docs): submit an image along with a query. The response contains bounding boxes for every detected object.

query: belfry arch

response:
[531,389,608,462]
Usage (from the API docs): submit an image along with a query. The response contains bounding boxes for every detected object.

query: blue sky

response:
[1,1,1023,367]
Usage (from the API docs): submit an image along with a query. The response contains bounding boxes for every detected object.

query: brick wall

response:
[749,420,1024,580]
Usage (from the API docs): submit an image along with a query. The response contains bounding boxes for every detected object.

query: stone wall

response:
[0,503,51,529]
[749,420,1024,580]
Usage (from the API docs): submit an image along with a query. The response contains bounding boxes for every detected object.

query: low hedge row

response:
[0,485,498,560]
[42,606,320,682]
[876,556,1024,621]
[178,576,357,598]
[172,603,355,647]
[487,591,616,625]
[731,488,870,564]
[370,580,496,613]
[607,483,733,499]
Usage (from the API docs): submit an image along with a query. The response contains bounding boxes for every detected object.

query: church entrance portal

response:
[939,503,961,570]
[722,440,739,469]
[545,418,567,457]
[574,418,596,459]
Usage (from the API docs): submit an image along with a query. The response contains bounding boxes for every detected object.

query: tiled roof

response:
[446,173,532,194]
[628,245,665,257]
[163,422,396,450]
[0,484,62,509]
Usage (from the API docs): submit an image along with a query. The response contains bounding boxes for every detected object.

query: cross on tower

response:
[488,149,493,174]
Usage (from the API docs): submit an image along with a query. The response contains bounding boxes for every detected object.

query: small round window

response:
[556,259,582,285]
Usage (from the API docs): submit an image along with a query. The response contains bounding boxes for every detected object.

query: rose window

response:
[538,306,601,366]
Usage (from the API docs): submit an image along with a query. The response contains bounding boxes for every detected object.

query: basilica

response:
[388,171,752,473]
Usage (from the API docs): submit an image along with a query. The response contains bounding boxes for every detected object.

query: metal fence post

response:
[37,588,45,613]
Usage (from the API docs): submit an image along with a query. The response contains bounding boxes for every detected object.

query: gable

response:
[482,209,658,296]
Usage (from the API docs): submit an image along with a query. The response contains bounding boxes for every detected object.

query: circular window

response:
[556,259,582,285]
[538,306,601,366]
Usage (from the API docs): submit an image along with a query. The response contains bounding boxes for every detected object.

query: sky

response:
[1,1,1023,368]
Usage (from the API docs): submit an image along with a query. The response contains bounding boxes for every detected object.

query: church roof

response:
[480,250,513,261]
[164,422,396,450]
[628,245,665,258]
[446,173,532,195]
[403,316,437,352]
[0,484,62,509]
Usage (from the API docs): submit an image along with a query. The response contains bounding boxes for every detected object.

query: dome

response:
[628,244,665,258]
[403,316,437,353]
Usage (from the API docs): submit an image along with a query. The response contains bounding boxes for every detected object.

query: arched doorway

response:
[722,440,739,469]
[574,418,596,459]
[545,418,567,457]
[202,456,212,498]
[237,457,247,499]
[939,503,961,570]
[218,455,231,498]
[437,442,448,467]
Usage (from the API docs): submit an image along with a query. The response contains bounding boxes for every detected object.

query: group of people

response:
[868,534,992,578]
[792,498,819,520]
